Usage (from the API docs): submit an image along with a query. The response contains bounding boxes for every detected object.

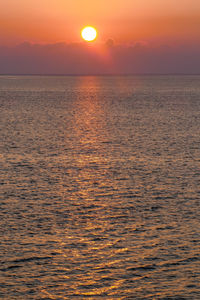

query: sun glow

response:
[81,26,97,42]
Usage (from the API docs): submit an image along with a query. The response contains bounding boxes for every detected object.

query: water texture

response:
[0,75,200,299]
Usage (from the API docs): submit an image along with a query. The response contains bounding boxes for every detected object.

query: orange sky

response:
[0,0,200,45]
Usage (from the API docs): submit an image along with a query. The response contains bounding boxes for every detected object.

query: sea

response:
[0,75,200,299]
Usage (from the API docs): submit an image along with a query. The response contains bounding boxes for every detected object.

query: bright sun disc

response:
[81,26,97,42]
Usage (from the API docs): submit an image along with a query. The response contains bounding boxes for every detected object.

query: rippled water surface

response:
[1,75,200,299]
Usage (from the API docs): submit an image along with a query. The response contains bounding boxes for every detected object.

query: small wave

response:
[127,264,157,272]
[0,256,52,272]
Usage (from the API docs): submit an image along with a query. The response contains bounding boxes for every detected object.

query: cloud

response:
[105,39,115,48]
[0,41,199,74]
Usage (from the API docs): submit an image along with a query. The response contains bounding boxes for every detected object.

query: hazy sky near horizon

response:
[0,0,199,74]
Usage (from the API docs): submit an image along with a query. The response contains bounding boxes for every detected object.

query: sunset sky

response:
[0,0,200,74]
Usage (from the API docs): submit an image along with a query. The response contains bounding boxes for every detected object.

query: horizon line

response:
[0,73,200,77]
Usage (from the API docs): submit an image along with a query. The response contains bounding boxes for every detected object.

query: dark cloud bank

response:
[0,41,199,74]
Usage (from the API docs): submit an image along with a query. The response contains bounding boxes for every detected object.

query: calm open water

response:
[0,75,200,299]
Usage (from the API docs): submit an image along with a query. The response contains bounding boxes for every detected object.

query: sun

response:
[81,26,97,42]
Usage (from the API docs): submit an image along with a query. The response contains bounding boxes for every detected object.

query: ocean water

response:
[0,75,200,299]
